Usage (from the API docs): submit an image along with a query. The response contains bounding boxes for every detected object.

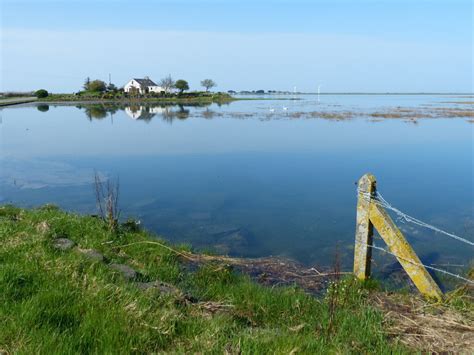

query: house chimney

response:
[144,76,149,80]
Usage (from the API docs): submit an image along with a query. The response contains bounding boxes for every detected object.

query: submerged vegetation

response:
[33,101,473,124]
[1,205,472,353]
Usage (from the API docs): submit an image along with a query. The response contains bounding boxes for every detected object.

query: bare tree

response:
[83,77,91,90]
[159,75,175,93]
[94,172,120,231]
[201,79,216,92]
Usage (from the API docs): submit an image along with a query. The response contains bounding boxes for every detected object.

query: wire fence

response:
[362,242,474,285]
[357,188,473,285]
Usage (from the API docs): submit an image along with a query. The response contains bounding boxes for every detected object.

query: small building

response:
[124,77,164,94]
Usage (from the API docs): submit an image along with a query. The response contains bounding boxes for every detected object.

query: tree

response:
[35,89,49,98]
[201,79,216,92]
[174,79,189,94]
[107,83,117,92]
[88,80,107,92]
[83,77,91,90]
[159,75,175,93]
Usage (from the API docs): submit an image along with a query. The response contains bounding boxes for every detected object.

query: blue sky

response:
[1,0,472,92]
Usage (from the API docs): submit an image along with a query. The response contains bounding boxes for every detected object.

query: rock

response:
[79,249,105,262]
[135,281,197,302]
[136,281,180,295]
[215,228,255,255]
[109,263,137,280]
[53,238,75,251]
[37,221,51,234]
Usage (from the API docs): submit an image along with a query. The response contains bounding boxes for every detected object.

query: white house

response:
[124,77,164,94]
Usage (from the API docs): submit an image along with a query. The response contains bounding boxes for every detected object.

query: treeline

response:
[29,76,221,101]
[81,76,217,96]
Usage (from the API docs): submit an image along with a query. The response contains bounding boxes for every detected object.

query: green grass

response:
[41,92,235,104]
[0,205,408,353]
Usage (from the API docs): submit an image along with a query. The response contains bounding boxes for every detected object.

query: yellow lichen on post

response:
[354,173,376,280]
[353,173,443,299]
[369,202,443,300]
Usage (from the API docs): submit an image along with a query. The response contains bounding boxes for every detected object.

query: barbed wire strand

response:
[357,189,474,247]
[361,242,474,285]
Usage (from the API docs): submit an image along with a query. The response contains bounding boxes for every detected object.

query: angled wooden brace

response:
[354,173,443,300]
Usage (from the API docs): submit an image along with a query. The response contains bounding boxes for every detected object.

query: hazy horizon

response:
[1,0,472,93]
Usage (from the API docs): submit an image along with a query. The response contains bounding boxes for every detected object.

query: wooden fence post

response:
[353,173,443,300]
[354,173,376,280]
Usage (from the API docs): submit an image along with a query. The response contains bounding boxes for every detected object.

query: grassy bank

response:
[0,97,37,107]
[40,92,235,105]
[0,205,413,354]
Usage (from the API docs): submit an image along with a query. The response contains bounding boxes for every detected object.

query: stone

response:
[109,263,137,280]
[36,221,51,234]
[135,281,180,295]
[79,249,105,262]
[53,238,75,251]
[214,228,256,255]
[135,281,197,302]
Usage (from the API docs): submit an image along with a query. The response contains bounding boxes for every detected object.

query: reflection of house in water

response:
[124,106,167,120]
[150,107,167,114]
[124,105,190,122]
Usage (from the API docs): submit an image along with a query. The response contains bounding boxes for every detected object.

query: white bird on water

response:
[282,106,288,111]
[269,108,275,112]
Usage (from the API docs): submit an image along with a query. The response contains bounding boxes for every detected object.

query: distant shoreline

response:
[0,97,38,107]
[0,96,303,108]
[237,92,474,96]
[1,92,472,108]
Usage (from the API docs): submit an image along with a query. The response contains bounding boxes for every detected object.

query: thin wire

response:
[362,243,474,285]
[357,189,474,247]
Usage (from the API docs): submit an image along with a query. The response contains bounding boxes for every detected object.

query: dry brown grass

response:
[308,111,354,120]
[435,108,474,118]
[370,109,432,119]
[216,106,472,122]
[441,101,474,105]
[371,292,474,353]
[370,112,405,119]
[184,253,347,295]
[184,252,473,353]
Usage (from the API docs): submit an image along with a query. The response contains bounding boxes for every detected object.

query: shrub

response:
[87,80,107,92]
[35,89,49,98]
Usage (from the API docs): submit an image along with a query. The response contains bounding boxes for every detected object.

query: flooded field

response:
[1,94,473,276]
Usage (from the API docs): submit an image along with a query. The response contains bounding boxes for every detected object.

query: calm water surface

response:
[1,95,473,277]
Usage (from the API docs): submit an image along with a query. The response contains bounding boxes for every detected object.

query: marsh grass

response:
[0,205,412,353]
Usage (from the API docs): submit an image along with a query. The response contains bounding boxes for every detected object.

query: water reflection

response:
[37,104,50,112]
[125,106,165,120]
[74,103,207,122]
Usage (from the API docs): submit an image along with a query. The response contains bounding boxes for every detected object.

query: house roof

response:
[133,78,157,87]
